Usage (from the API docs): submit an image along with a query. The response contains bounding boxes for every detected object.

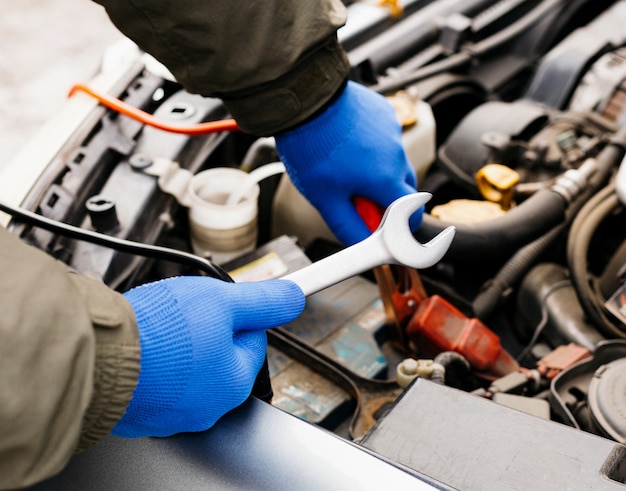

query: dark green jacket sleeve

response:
[92,0,351,135]
[0,228,140,490]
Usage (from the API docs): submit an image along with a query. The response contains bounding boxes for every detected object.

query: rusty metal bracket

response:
[268,327,403,441]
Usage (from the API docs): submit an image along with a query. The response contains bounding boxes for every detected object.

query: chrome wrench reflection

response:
[282,193,455,296]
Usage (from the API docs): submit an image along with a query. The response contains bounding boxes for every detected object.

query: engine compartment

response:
[4,0,626,487]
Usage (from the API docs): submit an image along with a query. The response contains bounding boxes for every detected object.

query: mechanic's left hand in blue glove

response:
[275,81,422,246]
[112,276,304,438]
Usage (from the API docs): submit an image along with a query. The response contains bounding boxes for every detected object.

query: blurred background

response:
[0,1,124,163]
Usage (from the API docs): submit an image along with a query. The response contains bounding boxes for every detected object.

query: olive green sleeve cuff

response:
[68,274,141,453]
[219,37,350,136]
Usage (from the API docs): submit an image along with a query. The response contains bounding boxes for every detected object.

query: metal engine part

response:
[5,1,626,489]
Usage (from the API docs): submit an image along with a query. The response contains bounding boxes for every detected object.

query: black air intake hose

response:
[416,188,567,263]
[416,125,626,264]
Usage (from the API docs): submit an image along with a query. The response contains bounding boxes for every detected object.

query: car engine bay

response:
[3,0,626,488]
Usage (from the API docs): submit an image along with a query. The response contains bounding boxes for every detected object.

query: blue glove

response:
[275,81,422,246]
[112,276,304,438]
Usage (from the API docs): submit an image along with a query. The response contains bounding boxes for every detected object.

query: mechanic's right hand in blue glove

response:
[275,81,421,246]
[112,276,304,438]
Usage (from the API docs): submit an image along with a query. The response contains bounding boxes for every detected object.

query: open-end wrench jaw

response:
[377,193,455,270]
[282,193,456,296]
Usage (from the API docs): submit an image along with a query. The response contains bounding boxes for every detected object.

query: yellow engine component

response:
[476,163,520,210]
[431,199,506,223]
[378,0,404,18]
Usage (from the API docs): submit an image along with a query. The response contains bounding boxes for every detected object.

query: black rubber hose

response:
[472,222,566,320]
[416,188,567,263]
[417,125,626,264]
[565,132,626,333]
[565,183,615,264]
[471,130,626,320]
[471,171,619,319]
[567,186,626,338]
[589,135,626,189]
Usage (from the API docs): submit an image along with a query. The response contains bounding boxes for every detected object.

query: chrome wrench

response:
[281,193,456,296]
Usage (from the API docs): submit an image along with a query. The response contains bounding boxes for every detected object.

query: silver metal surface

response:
[282,193,455,296]
[27,397,449,491]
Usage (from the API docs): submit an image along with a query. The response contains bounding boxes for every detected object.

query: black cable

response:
[471,165,613,320]
[432,351,472,386]
[372,52,472,94]
[371,0,567,94]
[472,221,567,320]
[0,199,234,283]
[468,0,564,57]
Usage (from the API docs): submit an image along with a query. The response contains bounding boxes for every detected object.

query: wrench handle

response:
[282,197,385,296]
[282,193,454,296]
[281,238,389,296]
